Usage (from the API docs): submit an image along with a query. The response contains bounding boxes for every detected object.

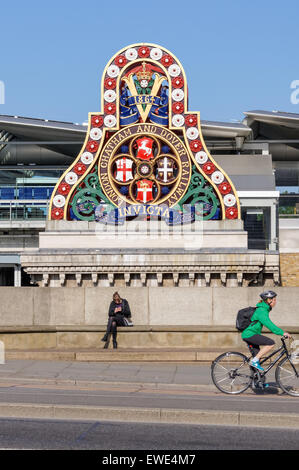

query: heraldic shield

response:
[49,43,240,223]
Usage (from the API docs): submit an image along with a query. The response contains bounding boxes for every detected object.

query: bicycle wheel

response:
[211,352,252,395]
[275,357,299,397]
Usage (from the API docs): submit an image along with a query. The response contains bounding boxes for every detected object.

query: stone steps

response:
[4,347,238,362]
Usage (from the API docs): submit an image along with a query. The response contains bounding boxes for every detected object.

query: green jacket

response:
[241,301,284,339]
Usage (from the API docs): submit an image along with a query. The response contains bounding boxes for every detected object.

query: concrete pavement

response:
[0,357,298,429]
[0,358,214,389]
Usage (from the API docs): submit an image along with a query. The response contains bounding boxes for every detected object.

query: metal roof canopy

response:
[0,114,251,140]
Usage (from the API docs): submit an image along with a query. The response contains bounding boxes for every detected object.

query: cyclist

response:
[242,290,291,372]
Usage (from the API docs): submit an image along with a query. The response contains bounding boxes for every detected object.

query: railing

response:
[0,199,49,220]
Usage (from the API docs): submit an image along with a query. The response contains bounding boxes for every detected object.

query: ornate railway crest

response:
[49,43,240,223]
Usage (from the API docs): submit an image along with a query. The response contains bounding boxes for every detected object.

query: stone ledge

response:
[0,327,297,352]
[0,325,298,333]
[4,348,241,362]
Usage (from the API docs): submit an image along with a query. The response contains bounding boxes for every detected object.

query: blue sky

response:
[1,0,299,124]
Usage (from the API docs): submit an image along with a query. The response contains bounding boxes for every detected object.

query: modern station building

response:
[0,109,298,286]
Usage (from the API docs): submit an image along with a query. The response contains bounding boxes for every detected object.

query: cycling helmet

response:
[260,290,277,301]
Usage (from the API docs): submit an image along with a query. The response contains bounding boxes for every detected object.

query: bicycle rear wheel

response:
[275,357,299,397]
[211,352,252,395]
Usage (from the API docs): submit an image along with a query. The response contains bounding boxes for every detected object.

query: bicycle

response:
[211,337,299,396]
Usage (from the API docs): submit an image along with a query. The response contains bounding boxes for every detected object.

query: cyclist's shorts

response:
[243,334,275,356]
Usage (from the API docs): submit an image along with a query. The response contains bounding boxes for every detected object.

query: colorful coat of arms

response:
[157,157,174,183]
[114,158,133,182]
[136,179,154,203]
[49,43,240,222]
[135,137,155,160]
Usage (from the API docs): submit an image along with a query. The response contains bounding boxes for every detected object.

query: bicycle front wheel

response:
[211,352,252,395]
[275,357,299,397]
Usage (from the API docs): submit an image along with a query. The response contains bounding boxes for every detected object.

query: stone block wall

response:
[0,286,298,327]
[0,286,298,349]
[280,254,299,287]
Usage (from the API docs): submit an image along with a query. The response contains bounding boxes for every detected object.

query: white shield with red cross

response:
[114,158,133,182]
[136,137,154,160]
[136,179,154,203]
[157,157,174,183]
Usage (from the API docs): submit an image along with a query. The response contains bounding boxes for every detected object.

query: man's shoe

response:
[250,359,264,372]
[113,341,117,349]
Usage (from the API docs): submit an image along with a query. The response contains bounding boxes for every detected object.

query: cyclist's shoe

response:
[263,383,270,389]
[250,358,264,371]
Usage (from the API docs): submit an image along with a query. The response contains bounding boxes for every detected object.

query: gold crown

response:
[136,62,152,82]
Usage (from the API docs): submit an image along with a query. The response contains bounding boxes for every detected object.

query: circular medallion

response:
[219,182,232,195]
[91,116,103,127]
[65,171,78,185]
[104,115,117,127]
[185,115,197,127]
[138,46,150,58]
[115,55,127,67]
[125,48,138,61]
[195,151,208,164]
[81,152,94,165]
[224,194,236,207]
[107,65,120,78]
[98,123,191,207]
[104,89,116,102]
[104,78,116,89]
[53,194,66,208]
[172,77,184,88]
[172,89,184,101]
[58,182,70,195]
[190,140,202,152]
[226,207,238,219]
[211,171,224,185]
[74,163,87,175]
[86,141,99,153]
[186,127,199,140]
[51,208,64,219]
[140,79,149,89]
[104,103,116,114]
[168,64,181,77]
[137,161,153,178]
[203,162,216,175]
[90,128,103,140]
[172,114,185,127]
[161,54,173,67]
[172,102,184,114]
[150,47,163,60]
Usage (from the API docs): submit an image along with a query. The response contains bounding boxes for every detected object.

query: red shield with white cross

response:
[136,137,154,160]
[136,179,154,203]
[114,158,133,182]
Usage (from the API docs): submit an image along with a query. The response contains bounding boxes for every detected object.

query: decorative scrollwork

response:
[175,166,220,220]
[70,167,111,221]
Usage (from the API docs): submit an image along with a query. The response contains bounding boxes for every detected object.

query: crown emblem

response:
[136,62,152,82]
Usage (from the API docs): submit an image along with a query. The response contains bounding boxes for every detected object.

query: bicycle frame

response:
[249,338,298,378]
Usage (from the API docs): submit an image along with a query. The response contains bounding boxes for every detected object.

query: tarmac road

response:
[0,417,298,450]
[0,359,298,430]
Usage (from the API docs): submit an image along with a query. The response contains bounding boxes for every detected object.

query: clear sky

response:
[1,0,299,125]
